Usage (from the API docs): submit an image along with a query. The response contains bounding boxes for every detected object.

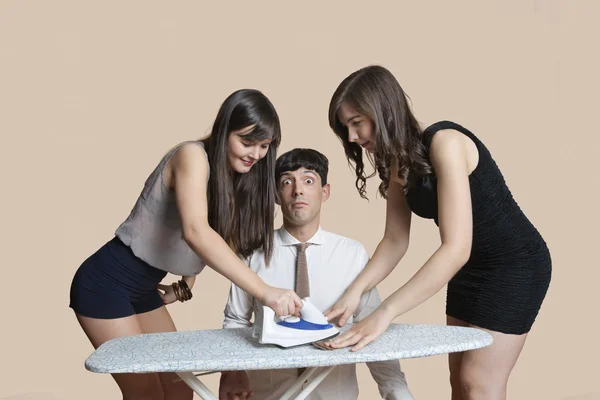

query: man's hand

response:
[219,370,253,400]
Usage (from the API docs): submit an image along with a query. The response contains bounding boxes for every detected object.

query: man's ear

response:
[321,183,331,202]
[275,187,282,205]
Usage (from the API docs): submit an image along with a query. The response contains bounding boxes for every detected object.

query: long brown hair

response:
[202,89,281,262]
[328,65,432,198]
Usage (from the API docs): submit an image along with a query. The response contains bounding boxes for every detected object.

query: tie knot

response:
[295,242,312,253]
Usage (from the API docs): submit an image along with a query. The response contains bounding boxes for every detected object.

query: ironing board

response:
[85,323,493,399]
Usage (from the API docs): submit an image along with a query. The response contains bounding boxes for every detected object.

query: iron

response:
[255,297,340,348]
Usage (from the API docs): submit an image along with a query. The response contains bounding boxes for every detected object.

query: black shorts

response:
[69,236,167,319]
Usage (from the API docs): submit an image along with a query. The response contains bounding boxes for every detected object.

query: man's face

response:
[278,168,330,227]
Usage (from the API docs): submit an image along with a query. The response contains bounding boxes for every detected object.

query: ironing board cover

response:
[85,323,492,374]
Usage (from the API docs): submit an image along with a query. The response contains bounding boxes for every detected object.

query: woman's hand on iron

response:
[262,286,303,317]
[325,306,394,352]
[323,287,362,327]
[157,283,177,305]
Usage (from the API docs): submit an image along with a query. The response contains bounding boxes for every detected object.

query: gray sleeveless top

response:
[115,141,209,276]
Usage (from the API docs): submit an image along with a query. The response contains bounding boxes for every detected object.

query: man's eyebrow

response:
[279,170,318,178]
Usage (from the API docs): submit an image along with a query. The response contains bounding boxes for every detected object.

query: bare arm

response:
[378,130,473,318]
[170,144,301,315]
[348,179,412,294]
[324,176,411,325]
[327,130,474,351]
[182,275,196,289]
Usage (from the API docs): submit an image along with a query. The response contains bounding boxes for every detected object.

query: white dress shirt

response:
[223,226,414,400]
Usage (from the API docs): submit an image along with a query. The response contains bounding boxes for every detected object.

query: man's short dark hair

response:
[275,148,329,186]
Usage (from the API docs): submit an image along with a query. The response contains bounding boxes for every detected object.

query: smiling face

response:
[278,168,330,227]
[227,125,273,173]
[336,102,376,153]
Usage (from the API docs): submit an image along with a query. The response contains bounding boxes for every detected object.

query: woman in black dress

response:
[323,65,551,400]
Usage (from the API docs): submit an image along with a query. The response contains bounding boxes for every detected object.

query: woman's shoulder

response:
[163,140,210,187]
[168,140,208,165]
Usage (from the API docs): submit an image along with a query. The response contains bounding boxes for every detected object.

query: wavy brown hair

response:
[201,89,281,262]
[328,65,432,199]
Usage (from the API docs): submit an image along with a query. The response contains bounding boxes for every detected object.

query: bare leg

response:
[447,315,527,400]
[447,316,469,400]
[76,313,164,400]
[137,306,193,400]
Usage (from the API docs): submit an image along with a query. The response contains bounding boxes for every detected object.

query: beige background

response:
[1,1,598,399]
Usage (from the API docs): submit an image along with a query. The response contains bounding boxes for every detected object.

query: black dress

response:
[405,121,551,335]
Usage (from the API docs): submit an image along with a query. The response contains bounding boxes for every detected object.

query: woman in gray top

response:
[69,89,302,399]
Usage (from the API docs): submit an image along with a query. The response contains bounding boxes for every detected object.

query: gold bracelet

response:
[179,279,193,301]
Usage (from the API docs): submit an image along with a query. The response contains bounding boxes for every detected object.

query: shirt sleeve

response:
[353,245,414,400]
[353,244,378,322]
[222,257,255,329]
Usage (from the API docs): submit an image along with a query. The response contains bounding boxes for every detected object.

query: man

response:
[220,148,414,400]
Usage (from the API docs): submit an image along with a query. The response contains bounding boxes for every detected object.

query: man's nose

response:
[293,184,304,196]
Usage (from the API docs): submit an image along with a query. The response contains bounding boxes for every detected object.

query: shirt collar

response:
[277,225,326,246]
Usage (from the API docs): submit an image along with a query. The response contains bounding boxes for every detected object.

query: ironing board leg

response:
[278,366,336,400]
[279,368,320,400]
[176,371,218,400]
[293,366,335,400]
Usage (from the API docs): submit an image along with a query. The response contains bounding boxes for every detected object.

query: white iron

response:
[256,297,340,348]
